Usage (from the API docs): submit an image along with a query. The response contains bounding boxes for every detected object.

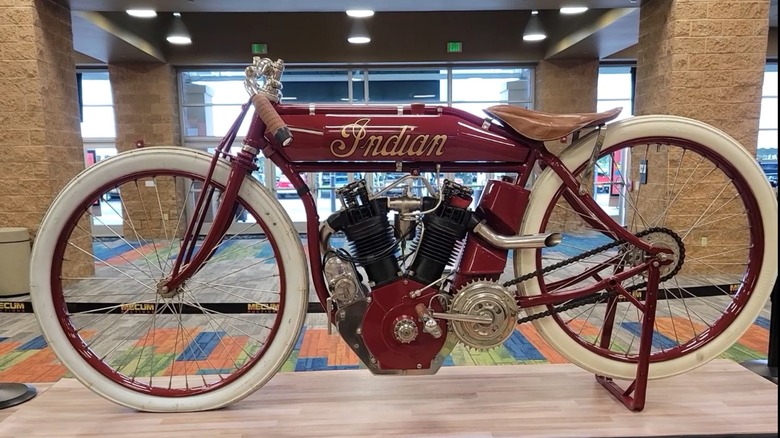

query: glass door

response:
[85,145,122,237]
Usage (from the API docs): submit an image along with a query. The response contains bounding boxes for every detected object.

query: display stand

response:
[740,273,778,384]
[594,261,661,412]
[0,383,36,410]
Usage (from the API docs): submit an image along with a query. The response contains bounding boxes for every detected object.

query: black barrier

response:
[0,301,327,314]
[0,283,749,315]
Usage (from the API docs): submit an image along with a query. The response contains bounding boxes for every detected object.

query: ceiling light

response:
[560,6,589,14]
[348,36,371,44]
[126,9,157,18]
[346,10,374,18]
[523,10,547,42]
[167,12,192,45]
[413,94,436,98]
[348,19,371,44]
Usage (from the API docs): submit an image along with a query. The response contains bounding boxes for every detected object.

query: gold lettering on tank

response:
[330,118,447,158]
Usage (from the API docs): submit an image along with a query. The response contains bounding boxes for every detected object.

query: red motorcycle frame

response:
[161,101,665,410]
[163,88,672,411]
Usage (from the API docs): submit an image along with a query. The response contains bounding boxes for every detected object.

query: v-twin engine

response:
[323,178,474,293]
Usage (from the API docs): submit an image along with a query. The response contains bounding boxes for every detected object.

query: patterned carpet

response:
[0,316,770,383]
[0,233,770,383]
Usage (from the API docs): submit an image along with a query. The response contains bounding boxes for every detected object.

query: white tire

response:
[516,115,777,380]
[30,147,308,412]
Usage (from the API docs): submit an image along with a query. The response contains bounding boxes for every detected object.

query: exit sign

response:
[447,41,462,53]
[251,43,268,55]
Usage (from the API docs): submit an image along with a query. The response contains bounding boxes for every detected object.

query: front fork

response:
[163,146,258,294]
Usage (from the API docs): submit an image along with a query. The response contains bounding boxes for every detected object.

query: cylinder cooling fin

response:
[326,180,401,286]
[409,181,474,285]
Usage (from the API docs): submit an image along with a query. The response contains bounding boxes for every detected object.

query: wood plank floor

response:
[0,360,776,438]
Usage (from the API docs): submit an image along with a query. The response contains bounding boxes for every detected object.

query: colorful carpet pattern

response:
[0,318,770,383]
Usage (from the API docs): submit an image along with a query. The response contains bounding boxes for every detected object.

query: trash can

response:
[0,227,31,297]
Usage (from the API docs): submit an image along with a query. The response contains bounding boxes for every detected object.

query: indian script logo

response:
[330,118,447,158]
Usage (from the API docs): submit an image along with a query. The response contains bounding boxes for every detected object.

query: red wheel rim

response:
[536,137,764,363]
[50,169,288,396]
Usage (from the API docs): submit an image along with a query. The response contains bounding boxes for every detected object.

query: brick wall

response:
[633,0,769,276]
[109,63,181,152]
[534,59,599,115]
[0,0,91,277]
[0,0,84,231]
[635,0,769,154]
[533,59,600,232]
[109,63,184,238]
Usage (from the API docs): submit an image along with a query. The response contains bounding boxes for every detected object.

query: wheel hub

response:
[639,228,685,278]
[157,280,185,299]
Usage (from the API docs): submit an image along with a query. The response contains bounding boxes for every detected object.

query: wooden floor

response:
[0,360,776,438]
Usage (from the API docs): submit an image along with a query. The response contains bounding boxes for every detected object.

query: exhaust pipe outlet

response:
[473,221,561,249]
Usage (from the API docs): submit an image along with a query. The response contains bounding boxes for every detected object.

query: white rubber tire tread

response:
[515,115,778,380]
[30,147,308,412]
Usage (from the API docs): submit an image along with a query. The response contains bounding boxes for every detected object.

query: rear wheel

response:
[30,147,307,412]
[516,116,777,379]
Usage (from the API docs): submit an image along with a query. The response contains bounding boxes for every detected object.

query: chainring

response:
[449,280,518,349]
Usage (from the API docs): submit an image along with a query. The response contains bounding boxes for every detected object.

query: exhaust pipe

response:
[473,221,561,249]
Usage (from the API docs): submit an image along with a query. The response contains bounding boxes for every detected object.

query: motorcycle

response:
[29,57,777,412]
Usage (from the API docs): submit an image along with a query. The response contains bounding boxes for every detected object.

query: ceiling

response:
[66,0,778,66]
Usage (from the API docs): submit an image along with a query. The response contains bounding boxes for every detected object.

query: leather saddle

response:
[484,105,623,142]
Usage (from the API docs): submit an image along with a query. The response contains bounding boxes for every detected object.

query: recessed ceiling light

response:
[348,36,371,44]
[522,34,546,41]
[167,36,192,44]
[560,6,589,14]
[346,10,374,18]
[126,9,157,18]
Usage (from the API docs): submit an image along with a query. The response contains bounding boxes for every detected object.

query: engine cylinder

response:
[326,180,401,286]
[409,181,473,285]
[342,213,399,285]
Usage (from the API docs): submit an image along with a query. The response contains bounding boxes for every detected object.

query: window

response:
[758,63,778,186]
[179,65,534,222]
[451,68,533,116]
[361,69,448,104]
[79,71,116,138]
[597,66,633,121]
[758,63,778,156]
[180,66,534,139]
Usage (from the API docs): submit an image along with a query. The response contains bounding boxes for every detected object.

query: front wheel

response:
[30,147,308,412]
[516,116,777,380]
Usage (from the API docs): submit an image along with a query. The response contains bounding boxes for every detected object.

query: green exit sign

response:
[251,43,268,55]
[447,41,462,53]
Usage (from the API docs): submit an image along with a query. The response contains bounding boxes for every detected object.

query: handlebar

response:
[252,93,292,146]
[245,57,293,146]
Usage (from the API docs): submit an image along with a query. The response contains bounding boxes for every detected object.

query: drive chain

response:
[509,227,685,324]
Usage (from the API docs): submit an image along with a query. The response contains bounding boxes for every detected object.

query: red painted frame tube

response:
[535,146,657,254]
[518,261,651,308]
[168,102,254,288]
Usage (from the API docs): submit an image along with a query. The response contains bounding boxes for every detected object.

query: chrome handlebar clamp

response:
[244,57,285,102]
